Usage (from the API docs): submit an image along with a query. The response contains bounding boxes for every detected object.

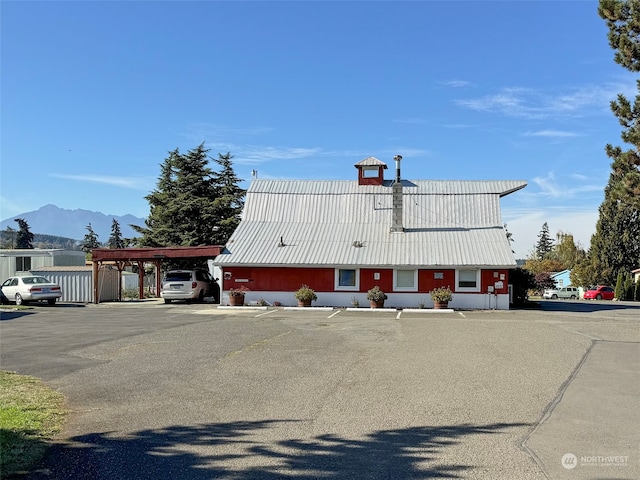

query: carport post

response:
[92,260,100,304]
[154,261,162,298]
[137,261,145,300]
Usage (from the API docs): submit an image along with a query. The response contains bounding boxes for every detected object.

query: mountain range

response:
[0,204,146,241]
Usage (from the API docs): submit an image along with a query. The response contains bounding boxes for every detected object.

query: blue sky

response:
[1,0,636,259]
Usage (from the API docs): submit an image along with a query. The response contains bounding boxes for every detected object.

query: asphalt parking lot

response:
[1,300,638,480]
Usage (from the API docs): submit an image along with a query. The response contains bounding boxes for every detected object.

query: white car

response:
[543,286,579,300]
[160,269,216,304]
[1,276,62,305]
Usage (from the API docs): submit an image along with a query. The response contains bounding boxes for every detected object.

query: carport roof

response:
[91,246,223,262]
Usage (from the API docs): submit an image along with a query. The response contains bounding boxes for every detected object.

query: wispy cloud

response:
[234,146,323,164]
[50,174,154,190]
[531,172,604,198]
[442,80,471,88]
[524,130,581,138]
[454,80,635,120]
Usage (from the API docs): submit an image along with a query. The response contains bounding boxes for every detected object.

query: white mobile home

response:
[0,249,86,281]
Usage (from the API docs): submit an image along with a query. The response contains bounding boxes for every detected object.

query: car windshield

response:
[165,272,191,281]
[22,277,52,285]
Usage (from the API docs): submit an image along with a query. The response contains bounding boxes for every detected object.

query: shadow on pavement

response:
[27,420,529,479]
[540,300,640,313]
[0,309,37,321]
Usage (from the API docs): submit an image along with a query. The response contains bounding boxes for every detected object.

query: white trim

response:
[334,267,360,291]
[393,268,418,292]
[455,268,481,293]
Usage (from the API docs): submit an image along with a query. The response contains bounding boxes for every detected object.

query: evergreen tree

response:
[534,222,554,260]
[210,152,245,245]
[81,223,100,252]
[134,144,245,248]
[2,227,17,249]
[615,271,625,299]
[14,218,34,249]
[579,193,639,286]
[107,218,125,249]
[579,0,640,286]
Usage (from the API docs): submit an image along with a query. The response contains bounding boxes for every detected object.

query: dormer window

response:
[362,166,380,178]
[355,156,387,186]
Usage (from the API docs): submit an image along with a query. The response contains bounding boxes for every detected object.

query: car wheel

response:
[198,289,205,302]
[164,299,172,304]
[15,293,23,306]
[47,299,57,305]
[596,294,602,300]
[570,295,576,299]
[552,294,558,299]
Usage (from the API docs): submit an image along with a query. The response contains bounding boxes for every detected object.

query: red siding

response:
[481,269,509,294]
[224,267,510,294]
[419,269,456,292]
[360,268,393,292]
[224,267,334,292]
[357,167,384,186]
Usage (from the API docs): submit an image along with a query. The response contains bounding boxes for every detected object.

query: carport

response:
[91,246,223,303]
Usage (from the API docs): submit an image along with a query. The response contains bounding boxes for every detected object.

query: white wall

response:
[221,291,511,310]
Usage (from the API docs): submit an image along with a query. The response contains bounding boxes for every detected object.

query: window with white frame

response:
[335,268,359,290]
[362,166,379,178]
[456,268,480,292]
[394,269,417,291]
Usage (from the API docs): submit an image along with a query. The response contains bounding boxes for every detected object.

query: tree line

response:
[503,0,640,302]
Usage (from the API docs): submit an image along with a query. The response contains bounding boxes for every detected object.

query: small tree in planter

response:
[294,284,317,307]
[367,286,388,308]
[430,286,453,309]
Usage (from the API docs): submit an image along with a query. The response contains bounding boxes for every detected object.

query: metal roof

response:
[214,179,527,268]
[354,156,388,168]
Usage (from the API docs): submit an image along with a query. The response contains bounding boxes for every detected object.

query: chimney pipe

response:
[391,154,404,233]
[394,154,402,183]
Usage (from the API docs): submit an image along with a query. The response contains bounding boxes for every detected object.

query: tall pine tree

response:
[134,144,245,248]
[210,152,245,245]
[107,218,126,249]
[14,218,34,249]
[81,223,100,253]
[535,222,554,260]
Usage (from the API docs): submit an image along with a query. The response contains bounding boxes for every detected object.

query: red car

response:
[583,285,615,300]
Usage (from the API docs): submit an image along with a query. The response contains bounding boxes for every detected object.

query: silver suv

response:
[160,269,216,304]
[543,286,579,300]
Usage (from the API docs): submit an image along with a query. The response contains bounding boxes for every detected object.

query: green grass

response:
[0,305,31,311]
[0,371,67,478]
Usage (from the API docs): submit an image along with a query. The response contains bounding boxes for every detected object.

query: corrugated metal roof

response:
[215,179,527,268]
[354,156,388,167]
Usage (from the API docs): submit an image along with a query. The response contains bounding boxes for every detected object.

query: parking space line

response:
[328,310,341,318]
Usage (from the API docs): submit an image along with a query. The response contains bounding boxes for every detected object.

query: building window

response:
[557,279,564,287]
[335,268,359,290]
[16,256,31,272]
[362,166,379,178]
[394,269,417,291]
[456,269,480,292]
